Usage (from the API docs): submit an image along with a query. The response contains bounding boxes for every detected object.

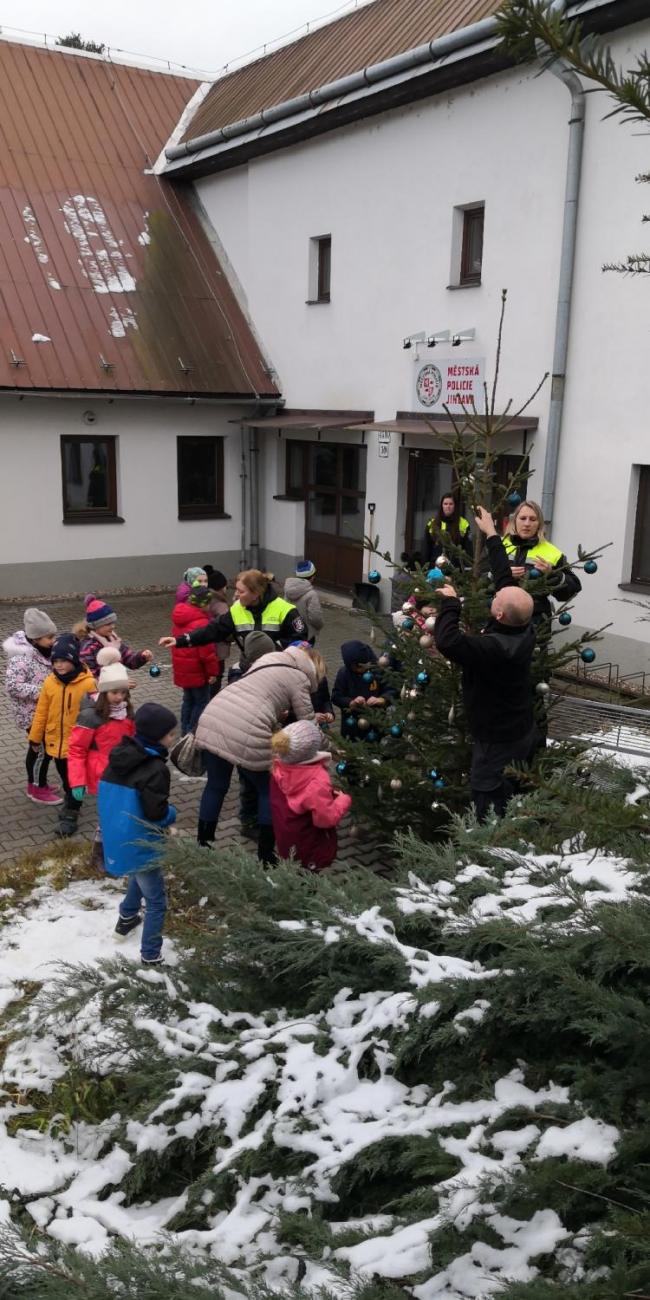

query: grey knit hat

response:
[277,720,323,764]
[244,631,276,665]
[23,608,57,639]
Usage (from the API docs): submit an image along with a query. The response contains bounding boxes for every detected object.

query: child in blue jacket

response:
[97,702,177,966]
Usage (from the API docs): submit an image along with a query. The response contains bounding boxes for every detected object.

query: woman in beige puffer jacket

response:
[195,645,322,861]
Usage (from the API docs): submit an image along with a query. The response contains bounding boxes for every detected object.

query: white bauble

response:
[378,654,390,668]
[409,688,419,699]
[419,634,433,649]
[424,615,436,631]
[390,778,402,791]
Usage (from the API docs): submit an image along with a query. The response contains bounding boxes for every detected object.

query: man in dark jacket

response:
[98,702,177,965]
[434,507,538,821]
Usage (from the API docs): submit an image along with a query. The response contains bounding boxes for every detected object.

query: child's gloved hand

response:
[71,786,86,802]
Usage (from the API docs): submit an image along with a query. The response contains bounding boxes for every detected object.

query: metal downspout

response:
[239,424,248,569]
[248,426,260,569]
[541,62,585,527]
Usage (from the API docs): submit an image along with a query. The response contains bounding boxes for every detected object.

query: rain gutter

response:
[165,14,502,163]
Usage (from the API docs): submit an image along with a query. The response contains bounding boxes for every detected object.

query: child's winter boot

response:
[55,805,80,838]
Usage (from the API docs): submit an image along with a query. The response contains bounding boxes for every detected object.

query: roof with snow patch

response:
[0,39,277,396]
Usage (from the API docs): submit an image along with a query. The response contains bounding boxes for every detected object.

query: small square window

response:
[460,206,484,286]
[177,436,225,519]
[308,234,332,303]
[632,466,650,584]
[61,435,119,522]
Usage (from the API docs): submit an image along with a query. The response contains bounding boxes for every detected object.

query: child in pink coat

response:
[270,720,351,871]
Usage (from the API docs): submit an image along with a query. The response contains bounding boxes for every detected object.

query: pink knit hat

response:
[84,593,117,627]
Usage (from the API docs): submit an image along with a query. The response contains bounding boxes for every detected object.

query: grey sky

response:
[0,0,362,76]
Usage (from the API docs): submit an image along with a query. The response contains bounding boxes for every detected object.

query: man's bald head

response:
[491,586,534,627]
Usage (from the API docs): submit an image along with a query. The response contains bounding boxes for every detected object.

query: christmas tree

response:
[334,291,605,840]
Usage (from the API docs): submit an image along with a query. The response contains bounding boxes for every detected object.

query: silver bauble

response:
[390,778,402,791]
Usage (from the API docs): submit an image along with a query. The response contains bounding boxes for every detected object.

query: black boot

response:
[197,819,217,847]
[257,825,277,867]
[55,804,79,838]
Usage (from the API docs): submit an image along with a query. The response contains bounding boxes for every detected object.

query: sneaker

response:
[27,783,63,805]
[141,954,164,967]
[115,913,142,938]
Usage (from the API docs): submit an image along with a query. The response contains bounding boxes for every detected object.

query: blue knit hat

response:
[295,560,316,580]
[84,593,117,627]
[51,634,82,669]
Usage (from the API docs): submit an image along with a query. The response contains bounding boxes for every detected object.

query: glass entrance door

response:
[305,443,367,588]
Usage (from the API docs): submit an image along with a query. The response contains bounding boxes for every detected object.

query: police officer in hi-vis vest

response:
[161,570,307,656]
[425,493,472,567]
[502,500,581,623]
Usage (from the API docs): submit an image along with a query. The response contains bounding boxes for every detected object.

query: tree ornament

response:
[402,601,413,613]
[378,653,390,667]
[409,688,419,699]
[419,633,433,649]
[584,560,598,575]
[367,729,378,742]
[434,778,445,790]
[402,617,414,631]
[558,611,572,626]
[507,490,522,507]
[426,567,444,583]
[390,778,402,791]
[148,664,162,678]
[336,760,348,776]
[362,670,374,684]
[431,801,440,810]
[528,567,541,580]
[357,716,370,731]
[536,681,550,695]
[424,615,436,631]
[368,569,381,583]
[435,555,447,568]
[390,723,403,738]
[416,670,430,686]
[345,715,357,729]
[407,711,416,721]
[428,768,438,781]
[580,647,596,664]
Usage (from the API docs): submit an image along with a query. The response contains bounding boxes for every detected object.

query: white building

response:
[2,1,649,677]
[163,0,649,674]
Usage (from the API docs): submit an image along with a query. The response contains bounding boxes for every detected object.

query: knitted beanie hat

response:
[96,646,133,693]
[295,560,316,580]
[183,566,207,586]
[23,607,57,639]
[51,633,82,668]
[244,631,276,664]
[84,593,117,628]
[205,568,227,591]
[134,702,177,742]
[274,720,323,764]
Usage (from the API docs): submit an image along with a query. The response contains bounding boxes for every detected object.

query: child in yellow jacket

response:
[29,634,96,837]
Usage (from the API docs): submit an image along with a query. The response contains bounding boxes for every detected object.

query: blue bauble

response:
[345,715,357,729]
[584,560,598,575]
[148,664,162,678]
[507,491,522,507]
[528,567,541,580]
[336,761,348,776]
[428,768,438,781]
[426,567,444,583]
[580,647,596,664]
[416,670,430,686]
[367,729,378,742]
[558,611,572,627]
[401,617,414,631]
[390,723,403,738]
[368,569,381,584]
[362,670,374,684]
[434,778,445,790]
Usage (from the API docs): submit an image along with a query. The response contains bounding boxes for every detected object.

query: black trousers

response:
[26,743,51,787]
[54,757,78,811]
[471,726,540,823]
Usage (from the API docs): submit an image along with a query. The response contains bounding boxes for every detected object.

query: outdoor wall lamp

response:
[402,332,426,350]
[426,331,450,348]
[451,329,476,347]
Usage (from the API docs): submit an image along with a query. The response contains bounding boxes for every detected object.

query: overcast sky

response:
[0,0,363,75]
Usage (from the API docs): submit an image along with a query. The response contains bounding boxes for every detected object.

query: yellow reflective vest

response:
[230,596,297,639]
[426,515,470,538]
[502,536,562,567]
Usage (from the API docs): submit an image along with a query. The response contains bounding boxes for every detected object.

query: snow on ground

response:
[0,839,641,1294]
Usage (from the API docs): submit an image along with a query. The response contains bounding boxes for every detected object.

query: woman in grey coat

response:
[195,644,325,862]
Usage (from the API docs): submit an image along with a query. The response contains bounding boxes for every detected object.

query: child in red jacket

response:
[67,647,136,870]
[270,720,351,871]
[171,583,221,734]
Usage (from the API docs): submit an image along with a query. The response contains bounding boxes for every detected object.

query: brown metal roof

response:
[0,40,277,396]
[182,0,499,144]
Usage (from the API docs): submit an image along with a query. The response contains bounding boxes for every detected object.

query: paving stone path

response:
[0,592,384,870]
